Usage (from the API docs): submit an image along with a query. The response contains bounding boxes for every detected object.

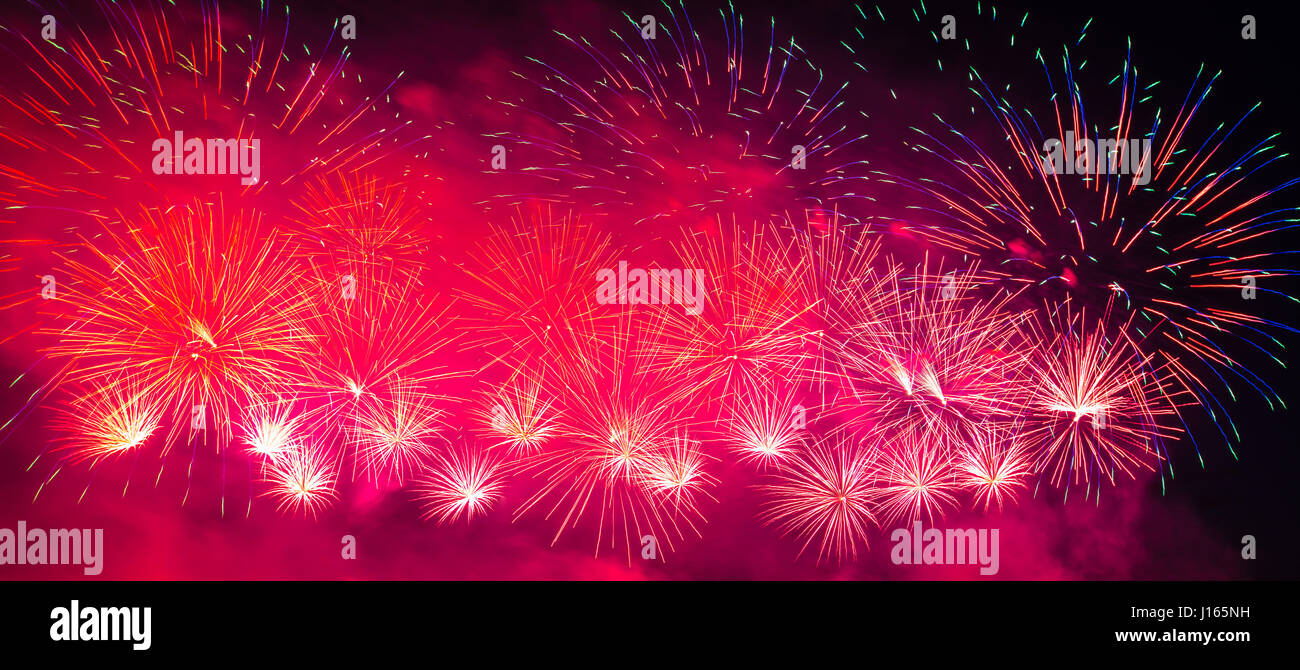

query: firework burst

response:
[722,381,807,468]
[288,172,432,291]
[262,442,340,519]
[513,314,705,560]
[892,32,1299,430]
[239,395,306,460]
[51,378,163,465]
[639,219,812,401]
[41,200,315,448]
[832,260,1033,446]
[415,446,507,524]
[955,424,1032,513]
[349,386,449,487]
[870,430,962,526]
[641,432,717,523]
[458,208,620,358]
[473,369,563,456]
[759,432,878,564]
[0,0,414,215]
[492,0,874,227]
[1021,298,1187,493]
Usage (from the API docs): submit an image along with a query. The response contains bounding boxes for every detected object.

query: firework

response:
[722,381,807,468]
[458,208,620,358]
[239,395,306,460]
[893,33,1298,427]
[52,378,163,465]
[348,386,449,487]
[638,218,813,401]
[299,266,459,439]
[288,172,432,290]
[1020,298,1187,492]
[415,446,507,524]
[41,200,315,448]
[492,1,874,227]
[785,211,896,397]
[0,1,1290,572]
[0,0,414,216]
[473,369,563,456]
[955,424,1032,513]
[513,313,705,559]
[870,429,962,526]
[262,443,340,518]
[831,260,1033,446]
[640,432,717,523]
[759,432,878,564]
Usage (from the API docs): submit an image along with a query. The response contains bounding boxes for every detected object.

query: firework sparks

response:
[41,200,315,448]
[892,31,1299,432]
[263,443,340,519]
[492,1,874,227]
[870,430,962,526]
[832,260,1033,446]
[474,370,562,456]
[415,447,507,524]
[759,433,878,563]
[955,425,1032,513]
[349,386,449,487]
[239,396,305,460]
[722,382,807,468]
[52,379,163,465]
[459,209,620,357]
[1021,298,1186,492]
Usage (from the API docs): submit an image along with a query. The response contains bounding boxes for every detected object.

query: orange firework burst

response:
[41,200,315,448]
[0,0,415,220]
[52,378,163,465]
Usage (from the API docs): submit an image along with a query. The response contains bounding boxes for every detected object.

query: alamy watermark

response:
[595,261,705,315]
[1043,131,1151,185]
[151,130,260,185]
[50,600,150,651]
[890,520,999,575]
[0,520,103,575]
